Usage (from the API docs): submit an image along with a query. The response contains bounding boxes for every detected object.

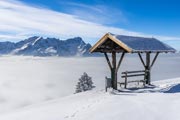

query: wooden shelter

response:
[90,33,176,90]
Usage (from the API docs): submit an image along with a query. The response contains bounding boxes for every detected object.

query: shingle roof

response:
[90,33,176,53]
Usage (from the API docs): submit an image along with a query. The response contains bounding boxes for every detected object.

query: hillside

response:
[0,78,180,120]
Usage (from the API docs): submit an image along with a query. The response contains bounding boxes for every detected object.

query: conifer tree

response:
[75,72,95,93]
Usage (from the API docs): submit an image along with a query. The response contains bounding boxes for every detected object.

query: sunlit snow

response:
[0,54,178,119]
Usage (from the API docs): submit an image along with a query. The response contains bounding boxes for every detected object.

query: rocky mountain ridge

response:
[0,36,92,56]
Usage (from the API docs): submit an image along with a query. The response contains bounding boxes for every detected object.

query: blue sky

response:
[0,0,180,50]
[21,0,180,36]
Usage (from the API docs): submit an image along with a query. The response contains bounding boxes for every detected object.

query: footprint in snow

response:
[71,110,79,117]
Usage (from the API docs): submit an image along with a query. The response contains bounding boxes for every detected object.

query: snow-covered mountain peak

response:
[32,36,43,45]
[0,36,92,56]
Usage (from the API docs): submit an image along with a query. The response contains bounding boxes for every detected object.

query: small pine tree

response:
[75,72,95,93]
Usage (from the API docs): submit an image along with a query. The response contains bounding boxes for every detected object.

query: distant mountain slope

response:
[0,36,93,56]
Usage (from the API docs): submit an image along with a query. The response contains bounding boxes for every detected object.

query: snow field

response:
[0,55,178,120]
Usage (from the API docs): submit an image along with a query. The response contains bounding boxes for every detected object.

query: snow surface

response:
[11,36,42,54]
[0,55,178,119]
[11,43,29,54]
[31,36,42,46]
[0,78,180,120]
[44,47,57,54]
[111,33,175,52]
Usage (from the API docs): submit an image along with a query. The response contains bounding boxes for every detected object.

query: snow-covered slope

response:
[0,78,180,120]
[0,36,92,56]
[0,55,178,120]
[0,42,15,54]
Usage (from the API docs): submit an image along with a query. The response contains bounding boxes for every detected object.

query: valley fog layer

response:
[0,54,179,113]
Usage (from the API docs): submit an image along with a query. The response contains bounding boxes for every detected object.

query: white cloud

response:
[0,0,179,47]
[58,1,127,25]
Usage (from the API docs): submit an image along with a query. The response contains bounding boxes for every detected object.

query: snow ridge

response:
[0,36,92,56]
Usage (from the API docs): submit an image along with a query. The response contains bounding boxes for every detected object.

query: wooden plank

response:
[104,53,112,70]
[116,52,125,72]
[118,82,125,85]
[119,79,145,84]
[151,52,159,68]
[122,70,145,74]
[138,53,146,68]
[126,80,145,83]
[133,50,175,53]
[122,74,146,78]
[96,49,126,53]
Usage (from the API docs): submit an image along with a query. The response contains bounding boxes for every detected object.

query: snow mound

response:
[112,77,180,93]
[163,84,180,93]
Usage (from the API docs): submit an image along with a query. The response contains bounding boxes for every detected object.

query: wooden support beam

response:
[116,52,125,72]
[104,53,112,70]
[124,72,127,89]
[111,51,117,90]
[150,52,159,68]
[145,52,151,85]
[138,53,146,68]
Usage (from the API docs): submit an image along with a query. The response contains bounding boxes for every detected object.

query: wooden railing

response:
[119,70,147,88]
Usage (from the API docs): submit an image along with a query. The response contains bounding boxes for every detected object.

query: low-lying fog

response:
[0,54,179,113]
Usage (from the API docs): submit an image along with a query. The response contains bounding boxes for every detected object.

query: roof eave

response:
[89,33,109,53]
[90,33,176,54]
[131,50,176,53]
[90,33,133,53]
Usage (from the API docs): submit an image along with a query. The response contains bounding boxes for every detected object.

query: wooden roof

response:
[90,33,176,53]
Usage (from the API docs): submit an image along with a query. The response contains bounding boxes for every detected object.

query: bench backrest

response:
[122,70,147,78]
[121,70,147,88]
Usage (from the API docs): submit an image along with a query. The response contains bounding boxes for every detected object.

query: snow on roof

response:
[90,33,176,53]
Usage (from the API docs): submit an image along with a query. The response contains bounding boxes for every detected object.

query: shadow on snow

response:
[112,83,180,94]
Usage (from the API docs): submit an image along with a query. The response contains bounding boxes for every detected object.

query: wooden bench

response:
[119,70,147,88]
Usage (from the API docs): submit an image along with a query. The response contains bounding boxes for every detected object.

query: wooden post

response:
[111,51,117,90]
[151,52,159,68]
[138,53,146,68]
[124,72,127,89]
[145,52,151,85]
[138,52,159,85]
[116,52,125,72]
[104,53,112,70]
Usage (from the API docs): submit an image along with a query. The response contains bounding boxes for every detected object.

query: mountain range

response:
[0,36,93,56]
